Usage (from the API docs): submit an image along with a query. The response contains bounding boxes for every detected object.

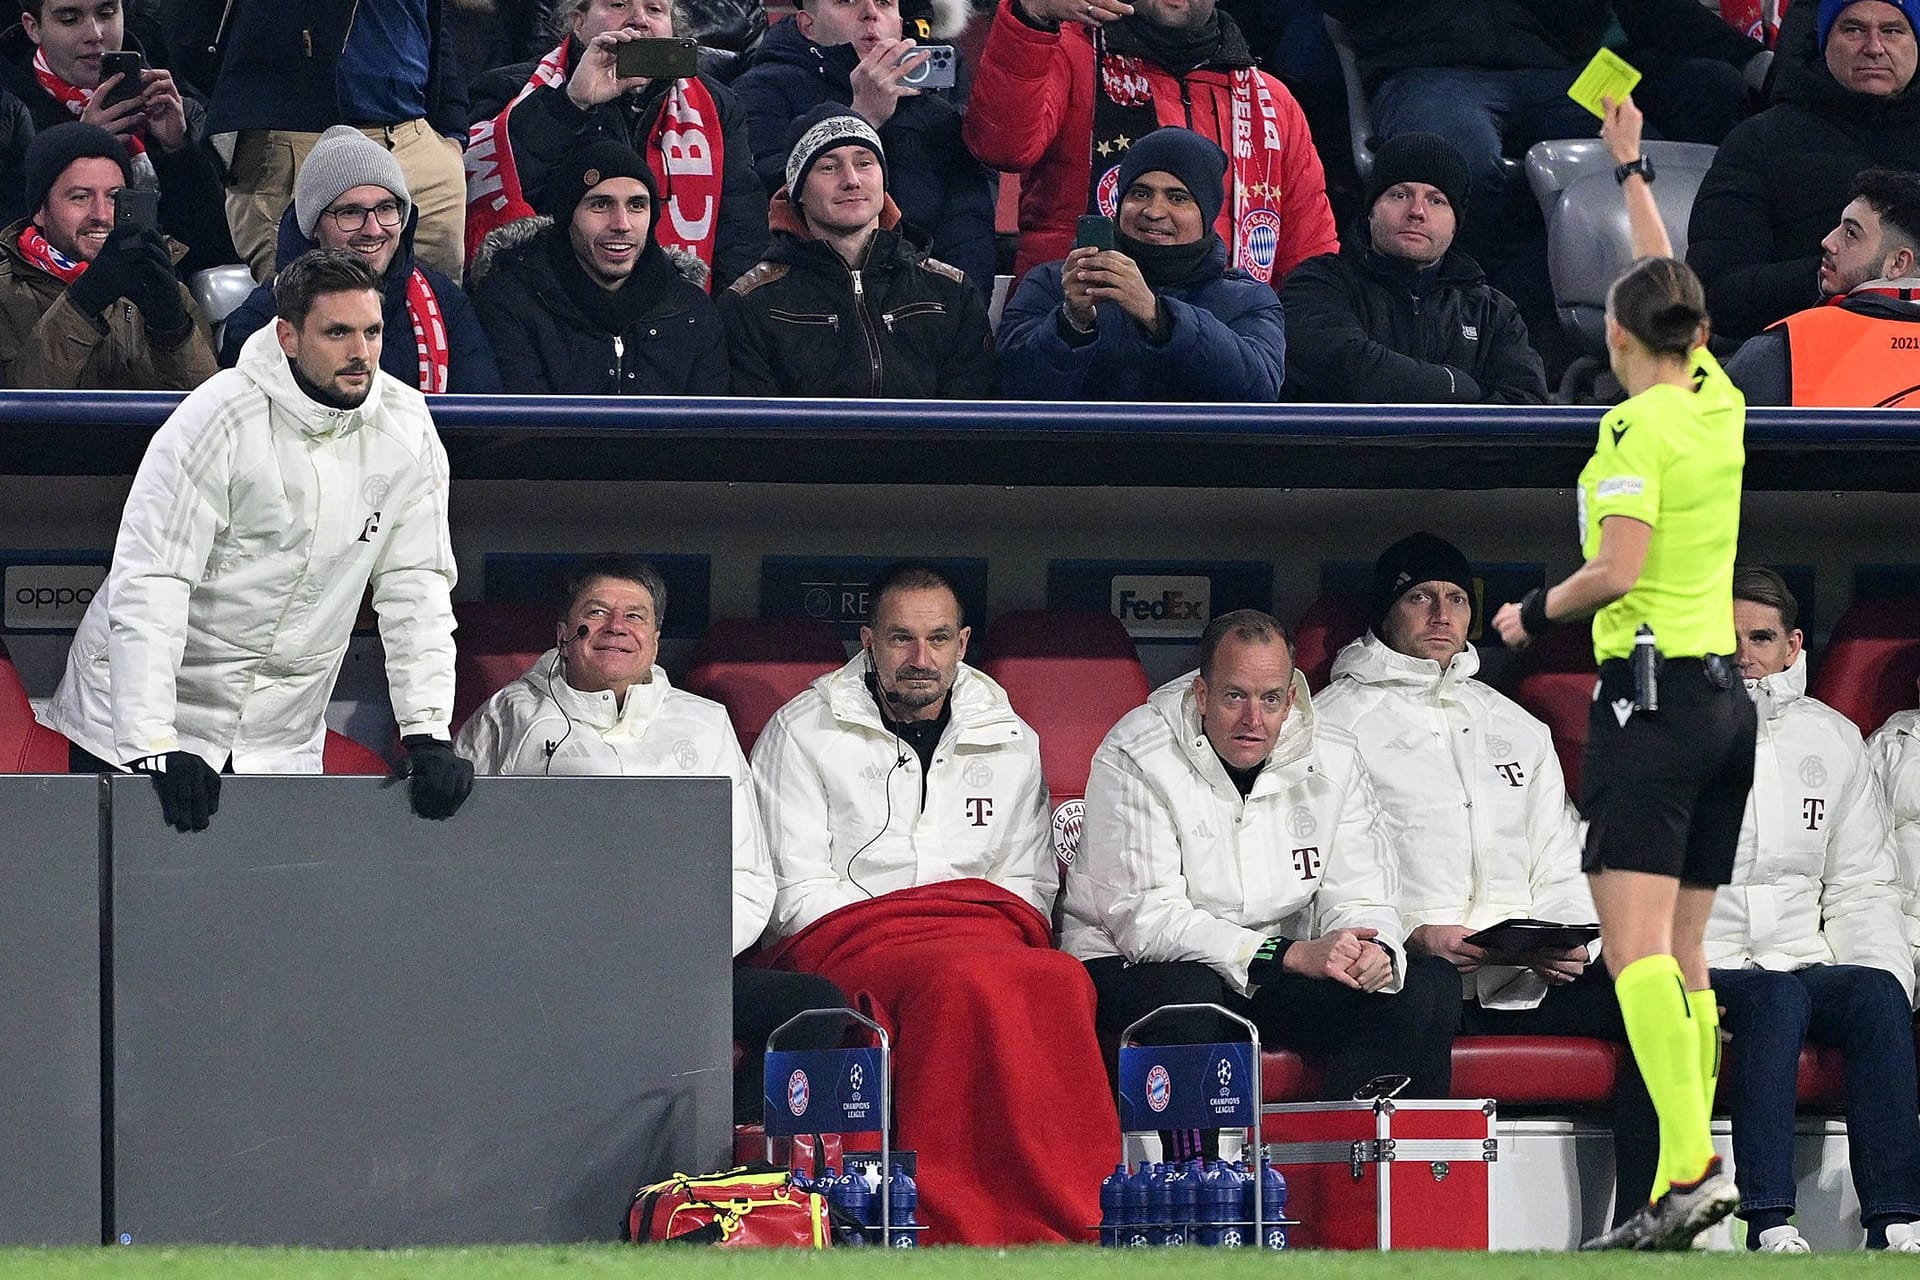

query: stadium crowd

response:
[0,0,1912,402]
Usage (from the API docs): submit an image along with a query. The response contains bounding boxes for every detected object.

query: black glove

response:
[127,229,191,341]
[64,226,145,318]
[401,735,474,820]
[1246,935,1293,988]
[129,750,221,832]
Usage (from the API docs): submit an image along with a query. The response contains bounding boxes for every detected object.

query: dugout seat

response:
[1292,594,1370,692]
[683,617,848,756]
[1503,621,1598,796]
[322,730,391,775]
[451,601,559,734]
[980,610,1151,874]
[0,635,67,772]
[1807,598,1920,737]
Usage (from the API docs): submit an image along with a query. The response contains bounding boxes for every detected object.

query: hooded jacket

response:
[749,654,1055,937]
[716,193,996,397]
[467,214,726,394]
[1061,670,1406,996]
[1866,707,1920,979]
[1687,0,1920,341]
[730,19,995,287]
[996,237,1285,401]
[218,204,501,392]
[38,323,457,772]
[1707,653,1915,1005]
[0,214,216,389]
[457,656,776,955]
[1313,632,1595,1009]
[1279,230,1547,403]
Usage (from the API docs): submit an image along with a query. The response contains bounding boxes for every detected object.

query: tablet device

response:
[1463,918,1601,958]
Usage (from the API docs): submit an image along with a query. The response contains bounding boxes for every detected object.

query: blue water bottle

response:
[886,1163,918,1247]
[1259,1156,1289,1250]
[1122,1162,1153,1248]
[1164,1159,1197,1246]
[833,1164,873,1243]
[1099,1162,1127,1247]
[1145,1162,1171,1245]
[1196,1160,1230,1247]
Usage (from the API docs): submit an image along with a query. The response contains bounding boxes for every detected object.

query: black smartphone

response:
[613,37,700,81]
[1073,214,1114,252]
[113,185,160,234]
[895,44,957,91]
[99,50,145,107]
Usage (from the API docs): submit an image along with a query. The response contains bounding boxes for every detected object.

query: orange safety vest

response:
[1776,302,1920,407]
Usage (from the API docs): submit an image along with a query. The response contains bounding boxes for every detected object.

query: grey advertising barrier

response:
[109,774,732,1245]
[0,776,102,1244]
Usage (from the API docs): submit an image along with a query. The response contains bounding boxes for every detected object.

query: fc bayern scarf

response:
[464,42,726,289]
[35,47,146,157]
[1086,32,1288,284]
[404,267,450,394]
[17,222,86,283]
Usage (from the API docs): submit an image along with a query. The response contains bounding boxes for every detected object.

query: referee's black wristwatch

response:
[1614,155,1656,185]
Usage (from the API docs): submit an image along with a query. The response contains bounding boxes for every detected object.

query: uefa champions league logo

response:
[1217,1059,1233,1094]
[1146,1064,1172,1113]
[787,1069,811,1117]
[848,1063,864,1095]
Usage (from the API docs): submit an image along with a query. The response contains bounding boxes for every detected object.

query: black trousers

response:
[732,965,847,1124]
[1083,951,1463,1100]
[1461,964,1659,1222]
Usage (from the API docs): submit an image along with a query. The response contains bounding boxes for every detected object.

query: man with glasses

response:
[219,126,500,394]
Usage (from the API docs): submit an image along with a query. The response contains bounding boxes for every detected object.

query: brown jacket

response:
[0,217,217,390]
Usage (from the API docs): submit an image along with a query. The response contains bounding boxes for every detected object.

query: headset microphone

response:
[560,624,589,646]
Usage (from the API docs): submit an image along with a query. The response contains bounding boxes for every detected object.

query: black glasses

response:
[322,200,404,232]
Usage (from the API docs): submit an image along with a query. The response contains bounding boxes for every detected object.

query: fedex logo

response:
[1110,575,1212,639]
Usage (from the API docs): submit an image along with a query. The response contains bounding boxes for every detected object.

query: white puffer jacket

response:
[750,655,1055,937]
[1708,653,1914,1005]
[1863,707,1920,982]
[1062,670,1405,996]
[1314,633,1594,1009]
[457,656,776,955]
[39,324,455,771]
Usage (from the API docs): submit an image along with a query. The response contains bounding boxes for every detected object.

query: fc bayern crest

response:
[1237,209,1282,283]
[1051,798,1085,864]
[1095,165,1122,218]
[787,1069,811,1117]
[1145,1064,1172,1112]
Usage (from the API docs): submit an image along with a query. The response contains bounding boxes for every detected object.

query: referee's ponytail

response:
[1608,256,1710,359]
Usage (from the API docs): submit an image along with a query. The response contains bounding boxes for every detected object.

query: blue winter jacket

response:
[996,241,1285,401]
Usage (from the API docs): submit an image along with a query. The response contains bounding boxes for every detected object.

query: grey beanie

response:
[783,105,886,201]
[294,125,412,239]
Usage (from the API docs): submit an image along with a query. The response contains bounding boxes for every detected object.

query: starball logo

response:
[5,563,106,630]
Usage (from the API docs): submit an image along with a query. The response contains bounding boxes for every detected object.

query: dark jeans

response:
[1084,951,1462,1099]
[1461,964,1660,1220]
[733,965,847,1124]
[1714,964,1920,1225]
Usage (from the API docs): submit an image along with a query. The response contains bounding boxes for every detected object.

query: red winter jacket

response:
[963,0,1337,284]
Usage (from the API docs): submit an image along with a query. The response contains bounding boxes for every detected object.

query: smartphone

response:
[1073,214,1114,252]
[895,44,957,91]
[113,185,160,234]
[99,50,145,107]
[613,37,701,81]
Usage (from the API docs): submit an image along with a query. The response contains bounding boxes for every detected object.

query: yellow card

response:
[1566,48,1643,119]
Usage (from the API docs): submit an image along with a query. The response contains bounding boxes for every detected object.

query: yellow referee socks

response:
[1689,987,1722,1107]
[1616,954,1717,1201]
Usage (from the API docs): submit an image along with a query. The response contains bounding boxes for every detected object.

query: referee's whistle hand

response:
[1491,601,1530,648]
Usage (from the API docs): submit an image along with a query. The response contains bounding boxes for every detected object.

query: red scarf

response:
[17,223,87,283]
[404,267,450,394]
[1826,283,1920,305]
[463,42,726,289]
[34,47,145,155]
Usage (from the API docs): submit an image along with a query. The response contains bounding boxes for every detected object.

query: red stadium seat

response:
[322,730,391,775]
[0,636,67,772]
[451,602,558,734]
[980,611,1151,876]
[683,617,848,756]
[1808,598,1920,737]
[1450,1036,1622,1105]
[1505,622,1598,795]
[1292,595,1369,692]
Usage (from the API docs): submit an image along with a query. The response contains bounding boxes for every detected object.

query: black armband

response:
[1519,587,1556,636]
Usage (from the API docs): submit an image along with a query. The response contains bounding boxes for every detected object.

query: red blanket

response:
[755,879,1120,1245]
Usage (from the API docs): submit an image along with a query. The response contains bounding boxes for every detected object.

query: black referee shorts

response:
[1579,656,1757,886]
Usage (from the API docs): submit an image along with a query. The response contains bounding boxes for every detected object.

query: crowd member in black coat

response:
[471,137,727,394]
[0,85,29,227]
[0,6,234,272]
[219,127,500,394]
[717,104,994,397]
[467,5,766,289]
[1280,133,1546,404]
[729,0,994,286]
[1689,0,1920,341]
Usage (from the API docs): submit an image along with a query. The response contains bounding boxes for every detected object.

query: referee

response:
[1492,96,1754,1252]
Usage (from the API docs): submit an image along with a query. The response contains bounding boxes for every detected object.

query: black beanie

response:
[24,122,132,217]
[1372,532,1475,633]
[1117,127,1229,234]
[783,103,887,202]
[1366,132,1470,219]
[536,137,661,232]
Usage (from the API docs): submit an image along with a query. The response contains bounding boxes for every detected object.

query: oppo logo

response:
[4,564,106,629]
